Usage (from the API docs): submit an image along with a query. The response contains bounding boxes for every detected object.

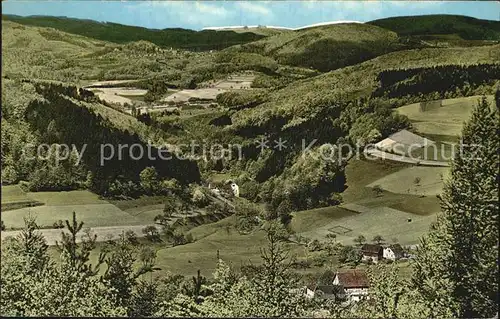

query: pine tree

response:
[12,214,50,273]
[55,211,105,276]
[413,96,499,317]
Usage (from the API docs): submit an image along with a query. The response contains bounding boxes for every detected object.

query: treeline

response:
[3,15,266,51]
[214,51,279,75]
[216,90,269,110]
[279,39,402,73]
[21,82,200,195]
[373,63,500,104]
[369,14,500,40]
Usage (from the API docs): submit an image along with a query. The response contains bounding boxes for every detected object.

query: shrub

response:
[291,259,312,269]
[372,185,384,197]
[142,226,161,242]
[312,253,329,267]
[169,229,193,246]
[338,245,362,265]
[191,186,209,208]
[125,230,139,245]
[239,180,259,201]
[308,239,323,252]
[234,199,262,233]
[52,220,64,229]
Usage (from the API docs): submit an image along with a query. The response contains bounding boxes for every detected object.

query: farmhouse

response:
[207,181,240,198]
[383,244,405,261]
[333,269,370,302]
[361,244,383,263]
[375,129,435,155]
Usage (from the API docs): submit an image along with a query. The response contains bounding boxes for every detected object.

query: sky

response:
[2,1,499,30]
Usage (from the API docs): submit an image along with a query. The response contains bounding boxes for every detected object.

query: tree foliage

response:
[412,97,499,318]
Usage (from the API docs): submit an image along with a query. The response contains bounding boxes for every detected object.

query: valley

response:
[1,8,499,317]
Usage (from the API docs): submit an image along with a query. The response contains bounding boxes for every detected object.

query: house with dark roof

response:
[361,244,383,263]
[383,244,405,261]
[333,269,370,302]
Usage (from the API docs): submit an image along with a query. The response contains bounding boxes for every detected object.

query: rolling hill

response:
[2,14,266,51]
[230,44,500,133]
[369,14,500,40]
[225,23,403,72]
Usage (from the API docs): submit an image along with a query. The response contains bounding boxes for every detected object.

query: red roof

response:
[335,269,370,288]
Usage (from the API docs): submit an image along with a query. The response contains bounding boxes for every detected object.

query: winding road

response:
[364,149,449,167]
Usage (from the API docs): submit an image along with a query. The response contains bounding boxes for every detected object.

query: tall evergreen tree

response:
[413,96,499,317]
[55,211,105,276]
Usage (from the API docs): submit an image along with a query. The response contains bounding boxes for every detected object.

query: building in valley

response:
[333,269,370,302]
[383,244,405,261]
[361,244,383,263]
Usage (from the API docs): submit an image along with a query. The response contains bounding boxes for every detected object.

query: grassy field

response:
[27,190,107,206]
[0,188,149,229]
[301,204,436,246]
[290,206,359,234]
[341,158,410,203]
[342,159,444,215]
[1,203,144,229]
[396,95,495,138]
[1,185,32,204]
[1,185,44,211]
[155,221,311,277]
[367,166,449,197]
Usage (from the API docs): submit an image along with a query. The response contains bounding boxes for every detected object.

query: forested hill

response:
[1,15,266,51]
[368,14,500,40]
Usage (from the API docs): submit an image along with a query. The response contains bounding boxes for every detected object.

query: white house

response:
[333,269,370,302]
[230,182,239,197]
[383,244,405,261]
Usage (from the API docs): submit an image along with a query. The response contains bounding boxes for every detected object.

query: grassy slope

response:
[369,14,500,40]
[2,15,266,51]
[1,20,107,81]
[0,188,145,229]
[396,95,496,137]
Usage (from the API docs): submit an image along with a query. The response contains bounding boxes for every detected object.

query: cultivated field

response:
[90,87,148,105]
[161,88,226,103]
[162,74,256,103]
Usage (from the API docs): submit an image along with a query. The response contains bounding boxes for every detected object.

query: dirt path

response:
[1,224,157,246]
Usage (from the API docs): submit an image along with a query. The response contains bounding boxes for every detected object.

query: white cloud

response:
[238,2,273,16]
[132,1,232,28]
[194,2,230,17]
[389,1,443,8]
